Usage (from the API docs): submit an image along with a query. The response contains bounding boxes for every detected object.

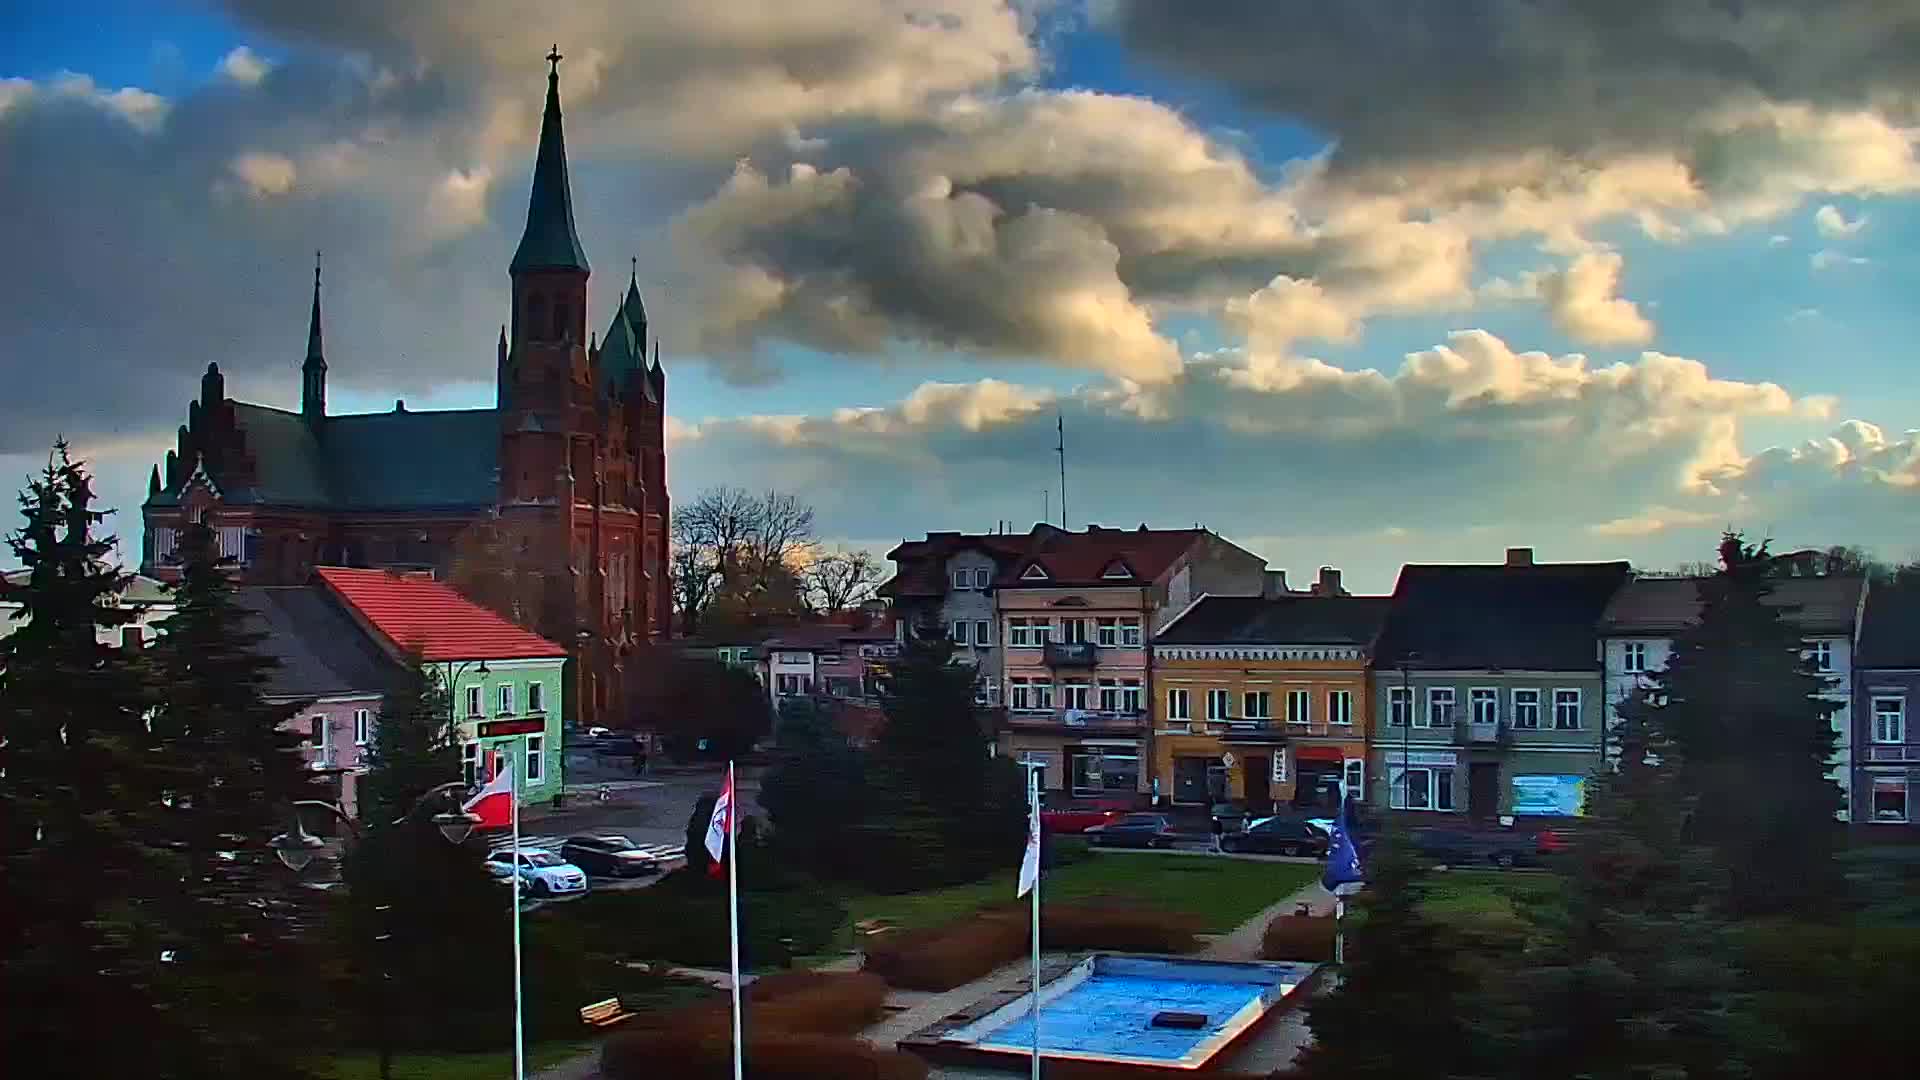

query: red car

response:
[1041,804,1124,834]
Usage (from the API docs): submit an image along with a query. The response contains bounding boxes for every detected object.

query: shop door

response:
[1173,756,1210,804]
[1469,762,1501,821]
[1244,756,1271,809]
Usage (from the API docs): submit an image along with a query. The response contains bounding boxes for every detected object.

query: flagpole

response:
[727,760,744,1080]
[511,745,525,1080]
[1029,766,1041,1080]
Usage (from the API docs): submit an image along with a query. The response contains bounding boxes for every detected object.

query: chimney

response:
[1505,547,1534,567]
[1263,569,1290,598]
[1313,566,1345,596]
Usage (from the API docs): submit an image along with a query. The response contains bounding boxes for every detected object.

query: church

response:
[140,51,670,725]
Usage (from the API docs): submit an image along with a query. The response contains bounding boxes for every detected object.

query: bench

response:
[579,997,636,1029]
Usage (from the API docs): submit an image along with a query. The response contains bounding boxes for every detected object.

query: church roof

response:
[151,403,498,511]
[598,271,651,400]
[509,55,589,275]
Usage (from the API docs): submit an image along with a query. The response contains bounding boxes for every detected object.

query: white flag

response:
[1017,806,1041,898]
[704,764,735,864]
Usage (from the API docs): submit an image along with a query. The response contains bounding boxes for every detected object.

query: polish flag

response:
[704,764,734,878]
[462,760,515,830]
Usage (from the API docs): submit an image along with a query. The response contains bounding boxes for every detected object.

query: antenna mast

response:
[1056,410,1068,529]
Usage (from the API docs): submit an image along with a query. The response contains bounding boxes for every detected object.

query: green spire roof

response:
[598,262,650,398]
[509,49,590,276]
[305,251,325,366]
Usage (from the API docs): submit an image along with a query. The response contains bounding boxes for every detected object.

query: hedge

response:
[862,904,1204,992]
[1260,913,1336,962]
[602,972,914,1080]
[565,868,845,969]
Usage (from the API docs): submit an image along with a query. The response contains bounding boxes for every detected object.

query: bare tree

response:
[670,486,819,634]
[669,514,722,636]
[743,490,817,591]
[805,547,883,615]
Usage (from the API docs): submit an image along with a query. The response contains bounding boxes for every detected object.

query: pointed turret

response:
[510,48,590,276]
[302,252,327,421]
[148,465,161,497]
[597,258,651,399]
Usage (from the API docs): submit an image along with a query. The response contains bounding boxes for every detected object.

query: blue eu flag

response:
[1322,796,1364,893]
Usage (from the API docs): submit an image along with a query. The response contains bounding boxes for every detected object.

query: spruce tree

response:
[1297,828,1476,1080]
[341,653,513,1053]
[144,521,328,1072]
[0,444,206,1076]
[1651,532,1843,917]
[760,695,867,878]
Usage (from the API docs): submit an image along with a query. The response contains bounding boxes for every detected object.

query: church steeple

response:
[509,47,590,276]
[302,251,327,421]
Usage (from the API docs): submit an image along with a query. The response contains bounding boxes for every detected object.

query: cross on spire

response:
[547,45,563,76]
[630,256,637,284]
[314,249,321,289]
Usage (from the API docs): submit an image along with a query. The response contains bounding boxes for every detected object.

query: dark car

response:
[1041,804,1124,834]
[559,834,662,878]
[1224,816,1332,858]
[1086,813,1175,849]
[1409,826,1542,869]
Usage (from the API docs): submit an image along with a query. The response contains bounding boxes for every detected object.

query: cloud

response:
[218,46,272,87]
[1814,203,1868,237]
[1811,249,1871,270]
[226,150,298,197]
[1481,251,1655,347]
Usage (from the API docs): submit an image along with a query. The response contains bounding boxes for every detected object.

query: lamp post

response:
[1398,651,1420,812]
[271,786,481,1080]
[445,660,493,774]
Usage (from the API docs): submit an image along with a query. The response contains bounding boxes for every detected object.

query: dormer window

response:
[1100,560,1133,580]
[1020,563,1049,581]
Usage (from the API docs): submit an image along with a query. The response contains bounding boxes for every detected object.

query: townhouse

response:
[1601,573,1866,819]
[0,566,176,649]
[1853,583,1920,829]
[760,622,898,706]
[880,530,1029,706]
[992,524,1269,798]
[1151,573,1387,814]
[1371,549,1629,820]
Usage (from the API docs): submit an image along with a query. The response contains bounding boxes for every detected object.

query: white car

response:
[485,847,589,898]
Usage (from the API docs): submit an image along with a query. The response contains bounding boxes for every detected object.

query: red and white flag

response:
[462,760,514,830]
[704,764,735,873]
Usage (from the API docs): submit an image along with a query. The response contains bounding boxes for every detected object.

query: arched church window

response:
[527,293,546,338]
[554,302,570,342]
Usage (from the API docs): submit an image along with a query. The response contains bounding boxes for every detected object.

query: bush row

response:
[1261,913,1336,963]
[862,904,1204,992]
[565,868,846,969]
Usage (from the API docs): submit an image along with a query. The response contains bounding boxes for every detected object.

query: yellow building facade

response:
[1149,595,1386,813]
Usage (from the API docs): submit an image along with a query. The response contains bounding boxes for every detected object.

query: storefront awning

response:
[1293,745,1346,762]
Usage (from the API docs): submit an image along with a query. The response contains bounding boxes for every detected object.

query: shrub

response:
[864,904,1203,991]
[566,867,846,969]
[1036,904,1203,954]
[1260,913,1336,962]
[602,1028,928,1080]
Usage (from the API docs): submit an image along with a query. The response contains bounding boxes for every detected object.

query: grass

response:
[1419,869,1566,930]
[319,1039,596,1080]
[842,852,1321,936]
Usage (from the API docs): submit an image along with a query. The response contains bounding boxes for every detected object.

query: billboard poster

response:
[1510,774,1585,816]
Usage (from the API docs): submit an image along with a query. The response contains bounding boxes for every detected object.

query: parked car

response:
[1224,816,1331,858]
[485,848,589,897]
[1408,827,1542,869]
[1041,804,1123,834]
[1086,813,1175,849]
[1209,802,1249,833]
[595,735,644,758]
[560,834,662,878]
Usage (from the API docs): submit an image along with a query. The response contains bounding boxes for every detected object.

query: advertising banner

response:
[1511,774,1585,816]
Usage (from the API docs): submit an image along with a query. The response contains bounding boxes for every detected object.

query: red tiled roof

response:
[996,525,1207,587]
[315,567,567,661]
[880,531,1028,597]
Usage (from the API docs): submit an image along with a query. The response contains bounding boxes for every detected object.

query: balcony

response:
[1043,641,1099,667]
[1221,720,1288,744]
[1866,743,1920,763]
[1004,708,1144,734]
[1454,717,1508,745]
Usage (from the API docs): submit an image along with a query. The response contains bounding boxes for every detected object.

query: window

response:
[353,708,371,746]
[1010,678,1033,711]
[1423,687,1454,728]
[1872,696,1906,743]
[1008,618,1034,647]
[1244,691,1272,720]
[1554,689,1582,730]
[974,620,990,646]
[1286,689,1311,724]
[1622,641,1648,674]
[1101,561,1133,580]
[1034,682,1055,710]
[1063,680,1091,710]
[1390,766,1456,811]
[1020,563,1049,580]
[1206,688,1232,721]
[1387,686,1412,726]
[1271,749,1289,784]
[1872,778,1909,823]
[1122,680,1142,714]
[526,736,544,782]
[1032,620,1053,645]
[1120,618,1142,647]
[1807,640,1834,673]
[527,682,545,715]
[1495,690,1536,732]
[974,567,990,589]
[1099,679,1119,712]
[1168,688,1191,721]
[1470,688,1498,726]
[462,742,480,786]
[1343,759,1365,800]
[1328,690,1353,725]
[465,685,483,719]
[951,620,969,644]
[1096,618,1119,647]
[498,683,515,716]
[310,716,328,760]
[776,673,803,696]
[1060,618,1088,643]
[952,569,971,590]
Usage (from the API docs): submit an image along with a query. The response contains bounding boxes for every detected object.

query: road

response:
[510,749,762,853]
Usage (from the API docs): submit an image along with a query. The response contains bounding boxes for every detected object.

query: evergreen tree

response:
[1651,532,1843,917]
[853,618,1024,891]
[760,695,867,877]
[1297,828,1477,1080]
[340,654,512,1053]
[1492,689,1742,1080]
[0,444,208,1076]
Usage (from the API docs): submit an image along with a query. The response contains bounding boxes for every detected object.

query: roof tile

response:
[316,567,566,662]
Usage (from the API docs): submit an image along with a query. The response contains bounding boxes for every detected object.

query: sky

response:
[2,0,1918,592]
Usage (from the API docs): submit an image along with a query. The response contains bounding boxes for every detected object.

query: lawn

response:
[319,1039,595,1080]
[1419,869,1565,930]
[841,851,1321,935]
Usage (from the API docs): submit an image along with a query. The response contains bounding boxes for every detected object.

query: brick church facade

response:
[140,53,669,724]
